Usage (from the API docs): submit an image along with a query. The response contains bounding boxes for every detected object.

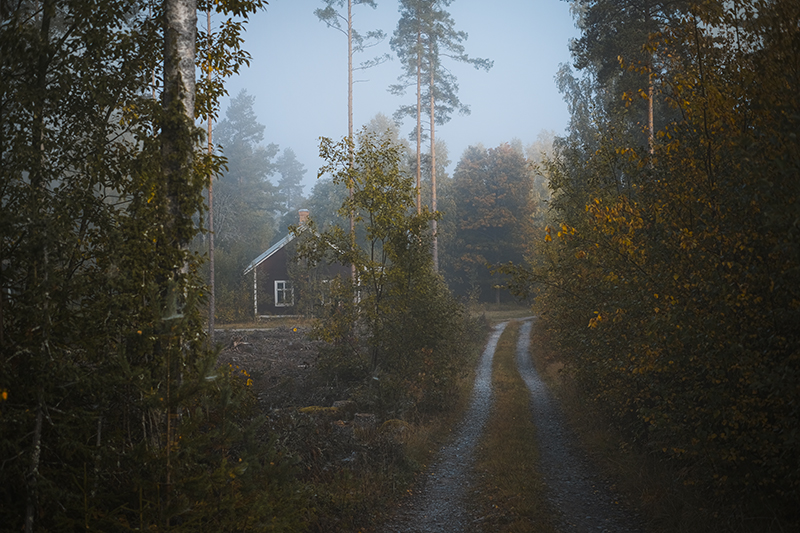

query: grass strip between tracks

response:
[469,320,557,532]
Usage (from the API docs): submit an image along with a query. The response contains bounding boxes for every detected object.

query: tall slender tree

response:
[390,0,428,213]
[390,0,491,270]
[161,0,197,518]
[197,0,266,337]
[205,7,216,342]
[316,0,388,282]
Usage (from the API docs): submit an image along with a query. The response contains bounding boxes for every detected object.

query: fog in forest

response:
[217,0,579,193]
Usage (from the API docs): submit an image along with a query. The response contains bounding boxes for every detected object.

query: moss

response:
[299,405,340,417]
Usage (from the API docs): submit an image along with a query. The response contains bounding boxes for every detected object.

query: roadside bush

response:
[503,1,800,524]
[297,130,484,420]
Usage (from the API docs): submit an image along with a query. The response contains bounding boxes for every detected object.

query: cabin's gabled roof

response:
[241,217,356,277]
[243,231,296,275]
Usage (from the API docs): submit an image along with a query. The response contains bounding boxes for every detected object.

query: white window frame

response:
[274,280,294,307]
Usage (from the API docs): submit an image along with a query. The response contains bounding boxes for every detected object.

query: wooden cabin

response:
[243,209,349,318]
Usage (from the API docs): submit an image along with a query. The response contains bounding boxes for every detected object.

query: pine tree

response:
[315,0,388,282]
[390,0,491,269]
[276,147,308,215]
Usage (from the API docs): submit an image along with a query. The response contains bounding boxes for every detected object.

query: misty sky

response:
[217,0,581,195]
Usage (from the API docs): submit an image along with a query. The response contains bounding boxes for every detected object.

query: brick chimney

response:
[298,209,309,226]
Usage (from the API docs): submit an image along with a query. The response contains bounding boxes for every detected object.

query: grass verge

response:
[468,320,557,532]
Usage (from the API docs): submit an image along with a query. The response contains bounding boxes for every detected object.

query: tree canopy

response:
[0,2,307,530]
[504,0,800,520]
[447,143,535,300]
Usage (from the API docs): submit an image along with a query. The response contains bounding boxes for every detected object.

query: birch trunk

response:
[161,0,196,524]
[25,2,54,530]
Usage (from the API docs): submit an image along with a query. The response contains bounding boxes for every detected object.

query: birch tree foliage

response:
[196,0,267,124]
[0,1,305,530]
[293,130,472,416]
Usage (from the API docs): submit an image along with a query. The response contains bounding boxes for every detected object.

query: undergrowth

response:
[269,315,490,532]
[529,320,794,533]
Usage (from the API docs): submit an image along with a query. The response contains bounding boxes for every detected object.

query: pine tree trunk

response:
[429,61,438,271]
[346,0,357,283]
[415,29,422,214]
[207,8,215,344]
[645,0,655,157]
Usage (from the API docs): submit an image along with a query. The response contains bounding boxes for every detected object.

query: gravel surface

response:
[381,322,509,533]
[515,319,646,533]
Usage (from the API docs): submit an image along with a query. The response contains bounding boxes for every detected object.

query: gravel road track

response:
[515,319,645,533]
[381,322,508,532]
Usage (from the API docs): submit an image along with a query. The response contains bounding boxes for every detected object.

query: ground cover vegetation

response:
[503,0,800,527]
[212,321,488,532]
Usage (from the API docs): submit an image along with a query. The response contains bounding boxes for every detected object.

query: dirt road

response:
[515,319,644,533]
[382,318,645,533]
[381,322,509,532]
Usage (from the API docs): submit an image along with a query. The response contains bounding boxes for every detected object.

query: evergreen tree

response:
[276,147,307,215]
[570,0,687,155]
[197,0,268,341]
[390,0,491,269]
[211,90,279,321]
[214,89,278,250]
[315,0,389,282]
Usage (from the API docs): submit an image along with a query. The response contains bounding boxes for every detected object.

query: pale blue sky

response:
[218,0,580,194]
